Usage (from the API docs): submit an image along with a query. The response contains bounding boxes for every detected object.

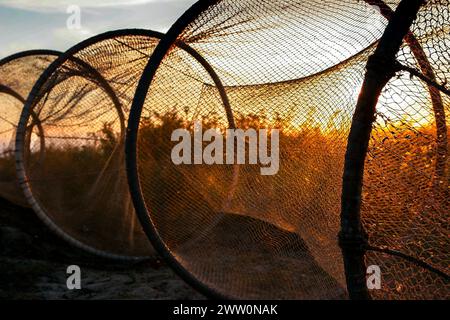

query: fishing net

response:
[0,51,59,206]
[15,30,161,260]
[126,0,407,299]
[358,0,450,299]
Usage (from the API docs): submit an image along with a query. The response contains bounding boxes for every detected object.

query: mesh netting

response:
[15,30,161,259]
[0,51,59,206]
[360,0,450,299]
[126,0,407,299]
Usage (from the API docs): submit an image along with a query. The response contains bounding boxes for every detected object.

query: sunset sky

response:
[0,0,196,59]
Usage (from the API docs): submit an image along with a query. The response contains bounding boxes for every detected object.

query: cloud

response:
[52,27,94,45]
[0,0,196,59]
[0,41,42,59]
[0,0,174,12]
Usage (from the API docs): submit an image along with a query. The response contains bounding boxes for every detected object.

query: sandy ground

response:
[0,197,204,300]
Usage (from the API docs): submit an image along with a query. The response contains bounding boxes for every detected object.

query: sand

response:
[0,197,203,300]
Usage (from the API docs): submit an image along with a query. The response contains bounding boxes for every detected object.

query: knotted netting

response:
[15,30,162,259]
[0,50,59,206]
[126,0,404,299]
[354,0,450,299]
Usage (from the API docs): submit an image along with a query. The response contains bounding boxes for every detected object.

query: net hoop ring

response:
[126,0,234,298]
[15,29,167,261]
[1,50,62,171]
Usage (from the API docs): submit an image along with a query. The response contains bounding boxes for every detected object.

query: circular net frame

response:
[127,0,408,299]
[0,51,59,206]
[359,0,449,299]
[15,30,162,260]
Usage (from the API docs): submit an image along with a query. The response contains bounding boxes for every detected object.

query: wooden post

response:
[340,0,425,300]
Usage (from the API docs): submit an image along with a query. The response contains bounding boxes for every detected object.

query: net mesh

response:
[0,52,58,206]
[361,0,449,299]
[17,32,159,258]
[131,0,404,299]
